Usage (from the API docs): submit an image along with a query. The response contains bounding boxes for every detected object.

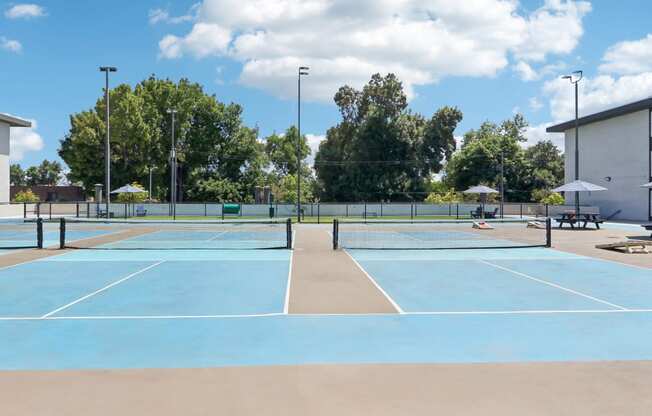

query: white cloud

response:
[149,5,198,25]
[524,122,564,149]
[514,61,539,81]
[513,0,591,62]
[529,96,543,111]
[9,119,44,162]
[4,4,45,19]
[305,133,325,166]
[599,33,652,75]
[0,37,22,53]
[544,72,652,121]
[159,23,231,59]
[514,60,568,81]
[158,0,590,102]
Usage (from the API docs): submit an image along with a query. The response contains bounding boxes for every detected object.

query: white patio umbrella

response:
[110,184,146,194]
[552,180,607,217]
[463,185,499,218]
[552,180,607,193]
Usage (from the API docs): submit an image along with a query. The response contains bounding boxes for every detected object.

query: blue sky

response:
[1,0,652,168]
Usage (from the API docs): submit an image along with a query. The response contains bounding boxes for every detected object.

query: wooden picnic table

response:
[556,211,604,229]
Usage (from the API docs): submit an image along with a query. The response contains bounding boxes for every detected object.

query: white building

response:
[547,98,652,222]
[0,114,32,203]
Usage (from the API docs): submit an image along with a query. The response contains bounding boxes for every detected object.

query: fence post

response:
[346,204,349,217]
[456,203,459,219]
[76,203,79,218]
[23,202,26,219]
[410,203,414,220]
[545,204,549,218]
[380,203,383,217]
[317,203,320,224]
[364,202,367,220]
[49,203,52,220]
[332,219,339,250]
[520,203,523,218]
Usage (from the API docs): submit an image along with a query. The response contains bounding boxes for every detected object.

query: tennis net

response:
[333,218,551,250]
[0,218,43,249]
[58,218,293,250]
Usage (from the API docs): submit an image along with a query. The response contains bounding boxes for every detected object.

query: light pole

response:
[500,147,505,219]
[99,66,117,218]
[562,70,583,217]
[297,66,309,222]
[167,109,178,219]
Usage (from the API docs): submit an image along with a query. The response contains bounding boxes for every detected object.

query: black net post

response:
[546,217,552,248]
[59,217,66,249]
[286,218,293,249]
[36,218,43,249]
[333,219,339,250]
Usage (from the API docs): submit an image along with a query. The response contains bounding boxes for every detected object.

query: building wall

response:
[563,109,651,221]
[0,123,10,203]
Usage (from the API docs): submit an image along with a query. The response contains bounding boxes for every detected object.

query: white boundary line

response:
[39,260,166,318]
[478,259,628,311]
[5,309,652,321]
[343,249,405,314]
[283,249,294,314]
[207,230,229,242]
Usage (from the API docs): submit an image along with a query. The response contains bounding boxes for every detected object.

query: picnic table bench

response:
[470,207,498,219]
[556,212,604,229]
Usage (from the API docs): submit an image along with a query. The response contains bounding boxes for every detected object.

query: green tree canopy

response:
[16,160,63,186]
[10,164,25,186]
[444,115,564,202]
[314,73,463,202]
[59,76,266,202]
[264,126,311,176]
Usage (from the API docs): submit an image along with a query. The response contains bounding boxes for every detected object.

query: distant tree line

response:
[10,159,63,187]
[56,74,564,204]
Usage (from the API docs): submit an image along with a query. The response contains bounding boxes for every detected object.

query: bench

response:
[471,207,498,219]
[135,206,147,217]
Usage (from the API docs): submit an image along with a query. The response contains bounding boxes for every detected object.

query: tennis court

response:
[0,219,652,371]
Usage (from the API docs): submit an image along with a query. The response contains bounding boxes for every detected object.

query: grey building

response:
[0,113,32,203]
[547,98,652,221]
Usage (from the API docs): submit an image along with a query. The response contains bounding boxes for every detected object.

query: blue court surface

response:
[2,245,652,370]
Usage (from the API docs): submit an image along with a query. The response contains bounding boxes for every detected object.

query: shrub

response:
[13,189,40,203]
[540,192,564,205]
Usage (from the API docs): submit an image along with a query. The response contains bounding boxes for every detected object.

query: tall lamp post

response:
[167,109,178,219]
[99,66,117,218]
[562,70,583,217]
[297,66,309,222]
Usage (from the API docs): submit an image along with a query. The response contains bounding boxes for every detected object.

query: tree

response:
[10,164,25,186]
[185,177,242,202]
[273,174,315,203]
[314,73,463,201]
[24,160,62,186]
[264,126,311,176]
[444,116,564,202]
[59,76,266,202]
